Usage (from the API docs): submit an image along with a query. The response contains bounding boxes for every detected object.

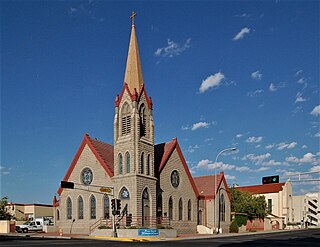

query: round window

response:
[171,170,180,188]
[81,168,93,185]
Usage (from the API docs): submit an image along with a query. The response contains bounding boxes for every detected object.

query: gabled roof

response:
[193,172,231,201]
[154,138,199,197]
[57,133,114,195]
[236,183,286,194]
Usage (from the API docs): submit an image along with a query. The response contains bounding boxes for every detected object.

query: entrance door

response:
[142,188,150,227]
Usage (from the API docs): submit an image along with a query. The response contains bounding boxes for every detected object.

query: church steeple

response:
[124,11,144,94]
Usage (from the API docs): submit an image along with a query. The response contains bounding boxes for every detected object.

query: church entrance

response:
[142,188,150,227]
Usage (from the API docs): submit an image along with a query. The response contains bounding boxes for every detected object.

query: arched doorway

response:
[142,188,150,227]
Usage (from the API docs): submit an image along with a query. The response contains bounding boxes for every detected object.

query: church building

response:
[53,14,231,235]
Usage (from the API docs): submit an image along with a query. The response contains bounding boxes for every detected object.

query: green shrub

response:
[235,214,248,227]
[229,221,239,233]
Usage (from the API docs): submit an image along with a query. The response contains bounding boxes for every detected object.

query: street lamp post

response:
[214,147,237,234]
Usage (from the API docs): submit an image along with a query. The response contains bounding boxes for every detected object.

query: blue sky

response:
[1,0,319,204]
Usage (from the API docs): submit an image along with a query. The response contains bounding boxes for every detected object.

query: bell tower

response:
[113,12,156,225]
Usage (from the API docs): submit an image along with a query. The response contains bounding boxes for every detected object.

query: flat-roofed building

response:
[292,194,319,227]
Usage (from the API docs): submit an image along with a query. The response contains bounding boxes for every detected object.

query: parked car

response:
[16,220,43,233]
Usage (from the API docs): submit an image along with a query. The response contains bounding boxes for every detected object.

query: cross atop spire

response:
[130,11,137,26]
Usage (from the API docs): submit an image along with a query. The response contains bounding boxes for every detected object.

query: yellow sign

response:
[100,187,113,193]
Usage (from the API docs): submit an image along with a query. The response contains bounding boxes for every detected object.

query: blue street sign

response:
[138,229,159,237]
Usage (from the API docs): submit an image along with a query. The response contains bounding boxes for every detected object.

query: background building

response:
[6,203,53,222]
[236,180,293,229]
[292,194,319,227]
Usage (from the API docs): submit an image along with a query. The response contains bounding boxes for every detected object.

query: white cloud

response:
[188,145,200,153]
[236,166,251,172]
[262,160,282,166]
[236,134,243,138]
[199,72,225,93]
[191,122,210,131]
[311,105,320,116]
[242,153,271,164]
[297,78,306,84]
[251,70,262,80]
[285,152,318,164]
[295,92,307,103]
[194,160,236,172]
[295,70,303,77]
[302,145,308,149]
[269,83,277,92]
[310,166,320,172]
[194,159,212,169]
[233,27,251,41]
[269,81,286,92]
[256,167,270,172]
[265,144,274,149]
[225,174,236,180]
[285,156,299,163]
[277,142,298,150]
[155,38,191,58]
[315,132,320,138]
[300,153,317,163]
[246,136,263,143]
[247,89,263,97]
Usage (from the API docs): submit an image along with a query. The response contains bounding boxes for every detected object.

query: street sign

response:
[99,187,113,193]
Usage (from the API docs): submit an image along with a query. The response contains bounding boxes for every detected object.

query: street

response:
[0,229,319,246]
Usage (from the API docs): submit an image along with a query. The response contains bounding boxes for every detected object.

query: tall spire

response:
[124,11,144,94]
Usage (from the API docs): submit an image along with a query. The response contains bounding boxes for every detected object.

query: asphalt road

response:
[0,229,319,247]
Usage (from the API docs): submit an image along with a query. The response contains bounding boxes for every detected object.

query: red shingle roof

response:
[87,136,114,174]
[193,173,223,199]
[236,183,286,194]
[154,139,177,174]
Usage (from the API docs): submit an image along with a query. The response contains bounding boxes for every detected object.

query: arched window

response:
[139,104,146,138]
[121,103,131,135]
[120,187,130,200]
[179,198,183,221]
[119,153,123,174]
[126,152,130,173]
[57,209,60,221]
[78,196,83,219]
[67,197,72,220]
[90,195,96,219]
[169,197,173,220]
[147,154,150,175]
[141,152,144,174]
[188,199,192,221]
[103,195,110,219]
[219,194,226,222]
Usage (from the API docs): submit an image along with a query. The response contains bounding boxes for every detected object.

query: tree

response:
[230,188,267,226]
[0,197,14,220]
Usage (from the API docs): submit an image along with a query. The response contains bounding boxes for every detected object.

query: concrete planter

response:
[0,220,10,233]
[91,228,177,238]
